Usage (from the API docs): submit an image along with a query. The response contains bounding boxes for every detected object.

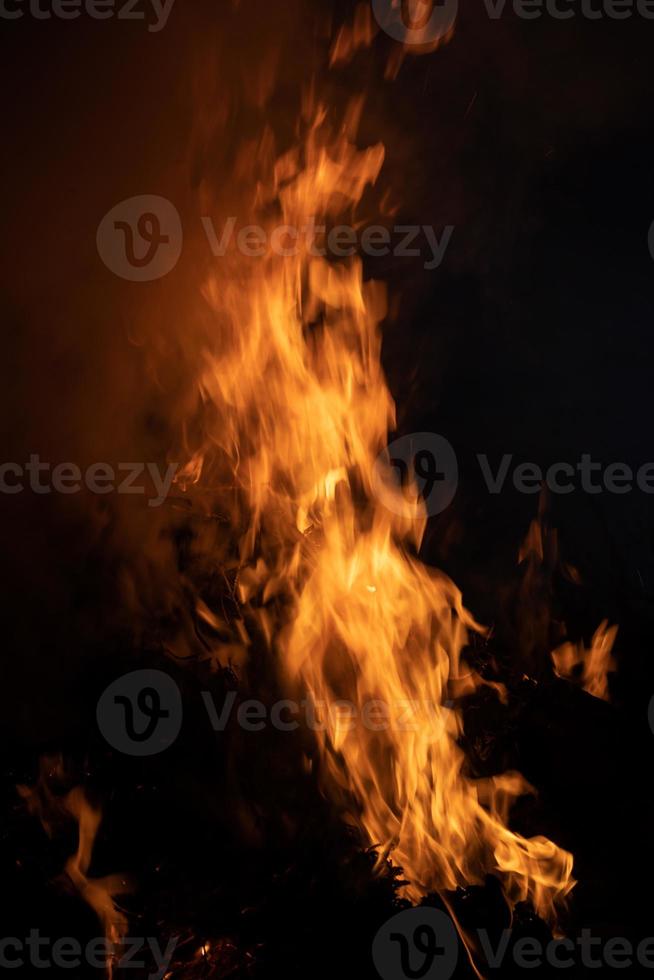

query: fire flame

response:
[177,36,574,931]
[518,512,617,702]
[552,621,617,702]
[18,757,128,975]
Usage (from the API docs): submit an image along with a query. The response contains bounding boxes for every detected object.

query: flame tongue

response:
[64,788,128,950]
[186,96,574,923]
[18,758,128,974]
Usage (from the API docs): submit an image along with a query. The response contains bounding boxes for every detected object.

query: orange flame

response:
[18,757,128,976]
[552,620,617,702]
[63,788,129,954]
[178,47,574,928]
[330,2,377,66]
[517,511,617,702]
